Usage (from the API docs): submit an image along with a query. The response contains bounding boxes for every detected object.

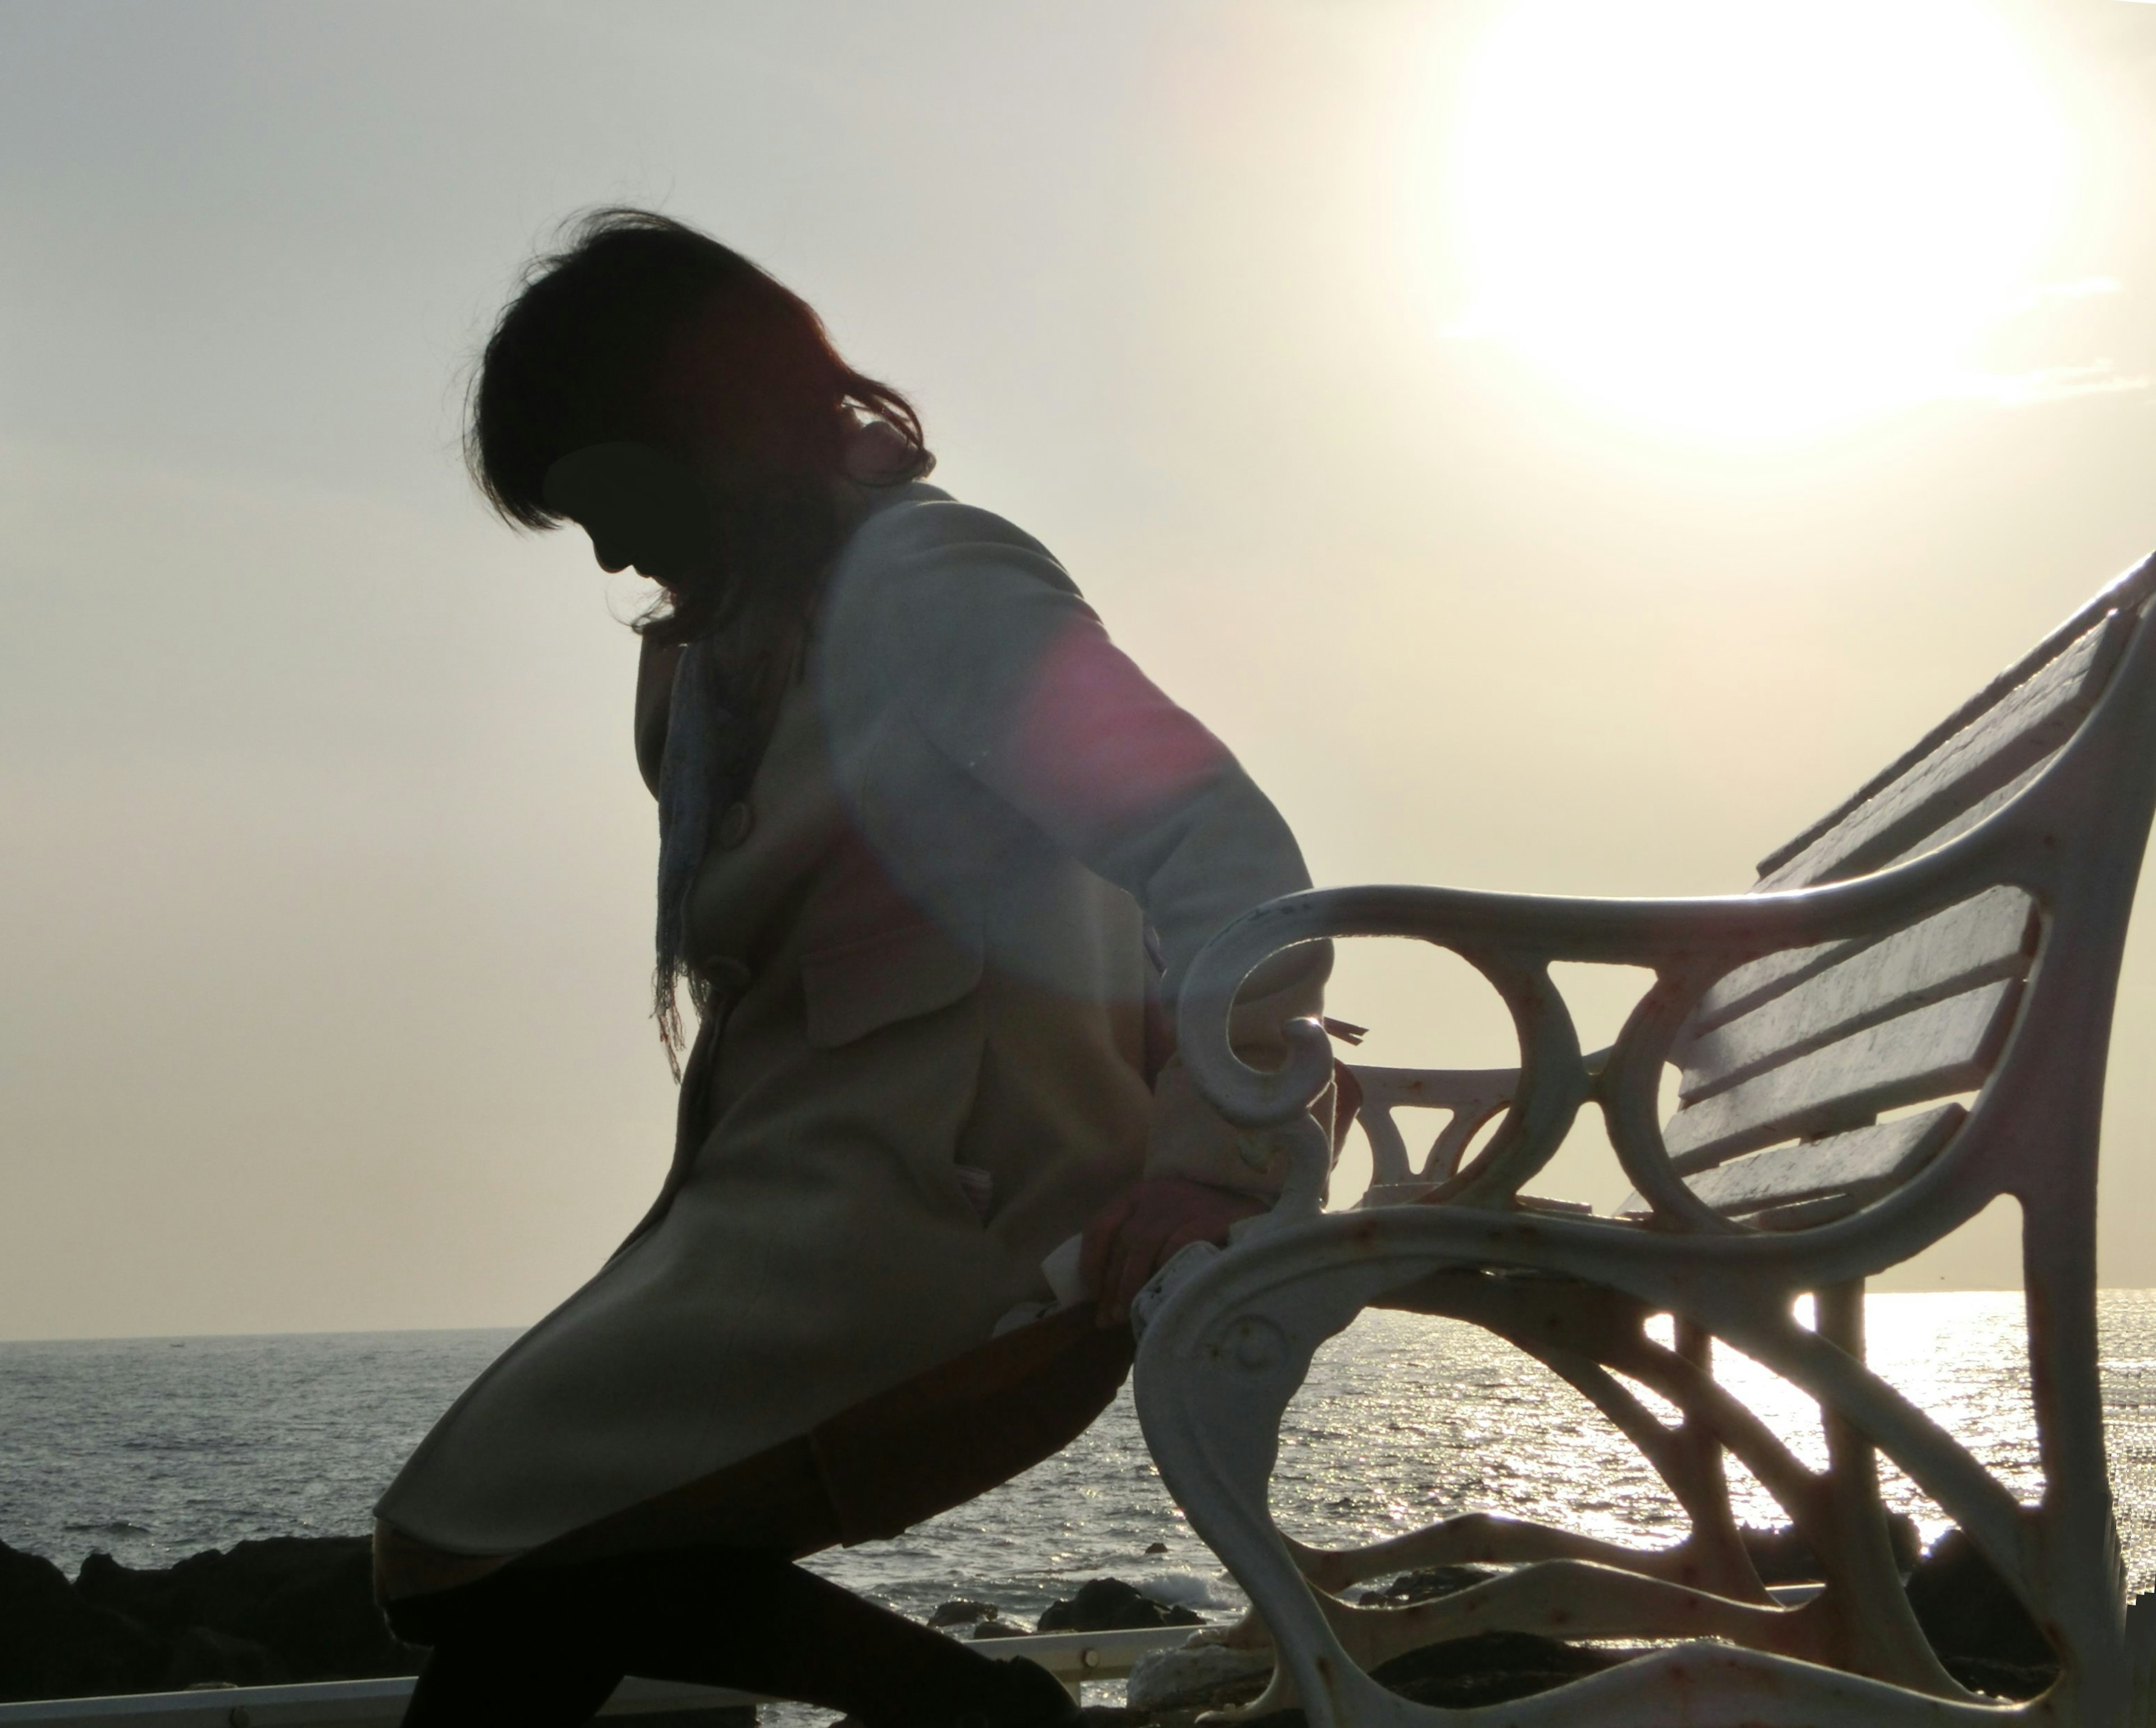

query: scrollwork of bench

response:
[1133,554,2156,1727]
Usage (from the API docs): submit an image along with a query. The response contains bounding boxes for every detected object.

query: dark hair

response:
[467,208,931,640]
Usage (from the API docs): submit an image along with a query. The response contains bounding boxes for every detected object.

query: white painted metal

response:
[1345,1064,1517,1202]
[0,1629,1203,1727]
[1135,553,2156,1727]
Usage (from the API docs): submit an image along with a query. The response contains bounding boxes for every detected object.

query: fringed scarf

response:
[650,604,808,1079]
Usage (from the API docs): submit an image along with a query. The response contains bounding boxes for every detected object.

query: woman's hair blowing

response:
[467,207,931,641]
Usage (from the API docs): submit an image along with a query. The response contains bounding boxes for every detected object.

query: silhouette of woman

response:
[372,210,1328,1728]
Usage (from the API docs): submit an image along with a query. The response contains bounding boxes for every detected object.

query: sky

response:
[3,0,2156,1340]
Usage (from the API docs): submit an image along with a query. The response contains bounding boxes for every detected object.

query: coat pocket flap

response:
[802,920,984,1049]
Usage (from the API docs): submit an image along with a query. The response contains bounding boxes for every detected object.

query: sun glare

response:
[1443,0,2069,437]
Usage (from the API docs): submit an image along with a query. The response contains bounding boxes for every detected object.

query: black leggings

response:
[386,1546,1063,1728]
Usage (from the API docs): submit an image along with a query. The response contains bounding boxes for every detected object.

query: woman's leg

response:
[590,1549,1072,1727]
[401,1633,622,1728]
[390,1547,1075,1728]
[393,1575,623,1728]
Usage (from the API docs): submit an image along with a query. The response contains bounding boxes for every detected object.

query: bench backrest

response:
[1628,576,2156,1229]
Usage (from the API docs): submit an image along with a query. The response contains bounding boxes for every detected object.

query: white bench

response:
[1133,554,2156,1727]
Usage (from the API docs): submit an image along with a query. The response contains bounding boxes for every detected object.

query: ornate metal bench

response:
[1133,554,2156,1727]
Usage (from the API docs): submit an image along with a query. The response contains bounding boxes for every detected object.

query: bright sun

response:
[1444,0,2068,437]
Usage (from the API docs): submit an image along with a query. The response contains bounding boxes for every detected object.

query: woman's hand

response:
[1080,1177,1266,1328]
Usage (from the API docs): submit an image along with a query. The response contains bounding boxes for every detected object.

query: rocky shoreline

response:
[1,1535,416,1702]
[0,1524,2056,1718]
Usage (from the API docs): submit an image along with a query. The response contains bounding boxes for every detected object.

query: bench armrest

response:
[1182,847,2012,1228]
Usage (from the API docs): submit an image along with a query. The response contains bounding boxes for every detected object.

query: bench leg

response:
[1810,1281,1968,1698]
[1136,1234,2082,1726]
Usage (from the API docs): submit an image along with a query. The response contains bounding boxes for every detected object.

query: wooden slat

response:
[1692,746,2054,1041]
[1664,979,2020,1172]
[1619,1104,1964,1220]
[1689,1106,1962,1213]
[1688,884,2038,1041]
[1755,557,2156,878]
[1677,888,2035,1101]
[1689,936,1848,1039]
[1758,613,2126,890]
[1876,753,2053,869]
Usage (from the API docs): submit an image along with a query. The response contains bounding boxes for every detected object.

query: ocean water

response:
[6,1291,2156,1642]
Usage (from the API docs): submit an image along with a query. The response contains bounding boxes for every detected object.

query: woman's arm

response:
[842,500,1328,1316]
[853,504,1322,1003]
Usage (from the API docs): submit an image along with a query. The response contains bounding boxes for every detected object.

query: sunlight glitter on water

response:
[4,1291,2155,1630]
[1209,1291,2156,1595]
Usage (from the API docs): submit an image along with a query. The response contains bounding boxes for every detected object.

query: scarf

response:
[651,635,764,1078]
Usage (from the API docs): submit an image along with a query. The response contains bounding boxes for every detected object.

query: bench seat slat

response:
[1753,569,2154,879]
[1884,753,2054,868]
[1664,978,2020,1172]
[1619,1102,1964,1220]
[1759,613,2125,890]
[1692,764,2053,1038]
[1677,888,2035,1102]
[1690,937,1846,1039]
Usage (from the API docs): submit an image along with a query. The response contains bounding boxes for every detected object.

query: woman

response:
[373,209,1328,1728]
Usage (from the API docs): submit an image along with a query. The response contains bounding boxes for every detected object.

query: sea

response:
[6,1291,2156,1704]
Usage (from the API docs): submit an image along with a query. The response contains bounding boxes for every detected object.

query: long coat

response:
[375,482,1323,1559]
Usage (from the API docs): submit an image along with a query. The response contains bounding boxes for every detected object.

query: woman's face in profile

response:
[541,442,716,582]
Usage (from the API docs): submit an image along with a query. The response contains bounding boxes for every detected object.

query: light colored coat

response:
[376,483,1323,1557]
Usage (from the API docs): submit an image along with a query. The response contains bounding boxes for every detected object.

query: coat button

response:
[715,800,754,849]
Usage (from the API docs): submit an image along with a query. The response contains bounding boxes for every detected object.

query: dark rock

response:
[929,1599,999,1628]
[1739,1524,1820,1584]
[969,1620,1027,1639]
[1144,1542,1168,1555]
[1739,1516,1921,1584]
[75,1536,418,1683]
[1906,1528,2055,1696]
[1885,1515,1927,1576]
[1374,1630,1621,1710]
[1126,1643,1271,1712]
[1036,1577,1203,1632]
[1935,1656,2059,1702]
[1355,1565,1494,1607]
[0,1539,166,1702]
[2,1533,427,1701]
[159,1626,276,1691]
